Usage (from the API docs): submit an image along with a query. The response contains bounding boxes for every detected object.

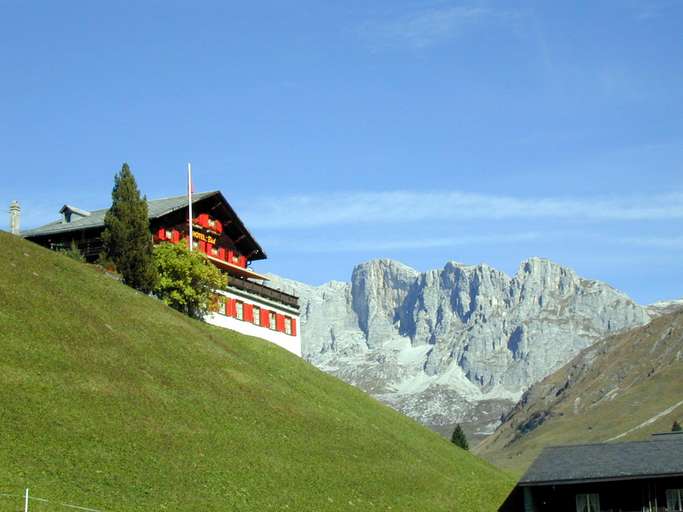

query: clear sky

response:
[2,1,682,304]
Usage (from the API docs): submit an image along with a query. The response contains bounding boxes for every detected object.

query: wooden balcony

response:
[227,277,299,310]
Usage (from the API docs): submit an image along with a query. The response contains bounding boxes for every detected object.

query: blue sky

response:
[1,1,682,304]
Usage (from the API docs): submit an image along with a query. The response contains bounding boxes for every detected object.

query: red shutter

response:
[239,256,247,268]
[227,250,234,263]
[215,220,223,233]
[244,304,254,323]
[198,240,206,253]
[218,247,226,260]
[260,308,269,327]
[206,243,214,256]
[291,318,297,336]
[227,299,237,317]
[171,230,180,243]
[276,314,285,332]
[199,213,209,227]
[157,228,166,240]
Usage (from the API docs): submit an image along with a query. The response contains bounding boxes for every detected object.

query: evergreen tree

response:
[450,423,469,451]
[673,420,682,432]
[101,163,157,293]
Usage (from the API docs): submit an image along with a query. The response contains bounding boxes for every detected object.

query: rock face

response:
[268,258,651,439]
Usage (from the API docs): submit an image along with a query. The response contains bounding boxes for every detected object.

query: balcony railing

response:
[227,278,299,310]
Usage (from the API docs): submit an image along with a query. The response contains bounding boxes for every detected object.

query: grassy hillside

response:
[476,308,683,475]
[0,231,512,511]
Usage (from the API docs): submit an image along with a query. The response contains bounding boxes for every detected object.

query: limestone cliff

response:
[268,258,650,438]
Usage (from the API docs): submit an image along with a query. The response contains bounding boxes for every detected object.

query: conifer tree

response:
[450,423,469,451]
[673,420,682,432]
[102,163,157,293]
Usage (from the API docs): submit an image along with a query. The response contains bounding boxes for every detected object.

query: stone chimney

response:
[9,200,20,235]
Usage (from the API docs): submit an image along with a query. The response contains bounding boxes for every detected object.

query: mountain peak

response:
[518,256,567,271]
[353,258,419,276]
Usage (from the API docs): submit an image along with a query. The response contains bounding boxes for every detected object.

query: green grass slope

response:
[476,308,683,475]
[0,232,512,511]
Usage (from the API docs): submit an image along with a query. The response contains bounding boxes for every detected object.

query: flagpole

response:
[188,162,193,251]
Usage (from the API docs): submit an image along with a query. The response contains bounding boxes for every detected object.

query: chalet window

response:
[165,229,172,239]
[192,240,199,250]
[252,306,260,325]
[667,489,683,511]
[284,317,292,335]
[208,218,215,228]
[269,311,276,330]
[235,301,244,321]
[575,494,599,512]
[217,296,226,315]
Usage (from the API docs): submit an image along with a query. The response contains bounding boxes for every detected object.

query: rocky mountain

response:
[646,298,683,317]
[268,258,651,440]
[476,308,683,473]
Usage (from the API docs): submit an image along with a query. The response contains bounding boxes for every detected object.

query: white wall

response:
[204,289,302,357]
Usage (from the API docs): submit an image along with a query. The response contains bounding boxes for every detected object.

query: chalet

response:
[500,432,683,512]
[20,191,301,356]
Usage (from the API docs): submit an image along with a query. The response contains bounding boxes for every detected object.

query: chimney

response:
[9,200,20,235]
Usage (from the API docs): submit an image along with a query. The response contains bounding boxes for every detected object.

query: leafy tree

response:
[673,420,682,432]
[450,423,469,451]
[101,163,157,293]
[153,242,227,319]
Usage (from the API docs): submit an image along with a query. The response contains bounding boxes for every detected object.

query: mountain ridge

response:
[268,256,651,439]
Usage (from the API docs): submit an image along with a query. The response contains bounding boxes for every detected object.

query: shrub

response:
[153,242,227,319]
[59,240,85,263]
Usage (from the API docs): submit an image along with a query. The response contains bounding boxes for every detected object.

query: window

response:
[192,240,199,250]
[575,494,599,512]
[165,229,173,239]
[217,296,226,315]
[285,317,292,335]
[269,311,276,330]
[235,301,244,321]
[252,306,260,325]
[667,489,683,511]
[208,218,215,228]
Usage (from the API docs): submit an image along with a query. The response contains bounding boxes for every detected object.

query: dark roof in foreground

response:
[21,191,218,238]
[519,433,683,486]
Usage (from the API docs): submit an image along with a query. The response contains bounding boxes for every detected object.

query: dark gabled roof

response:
[22,191,217,237]
[519,434,683,486]
[22,191,266,260]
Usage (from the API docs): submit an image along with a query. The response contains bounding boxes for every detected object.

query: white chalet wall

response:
[204,288,301,357]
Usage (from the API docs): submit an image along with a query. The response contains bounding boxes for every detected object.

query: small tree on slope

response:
[102,163,157,293]
[451,424,469,451]
[153,242,227,319]
[673,420,682,432]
